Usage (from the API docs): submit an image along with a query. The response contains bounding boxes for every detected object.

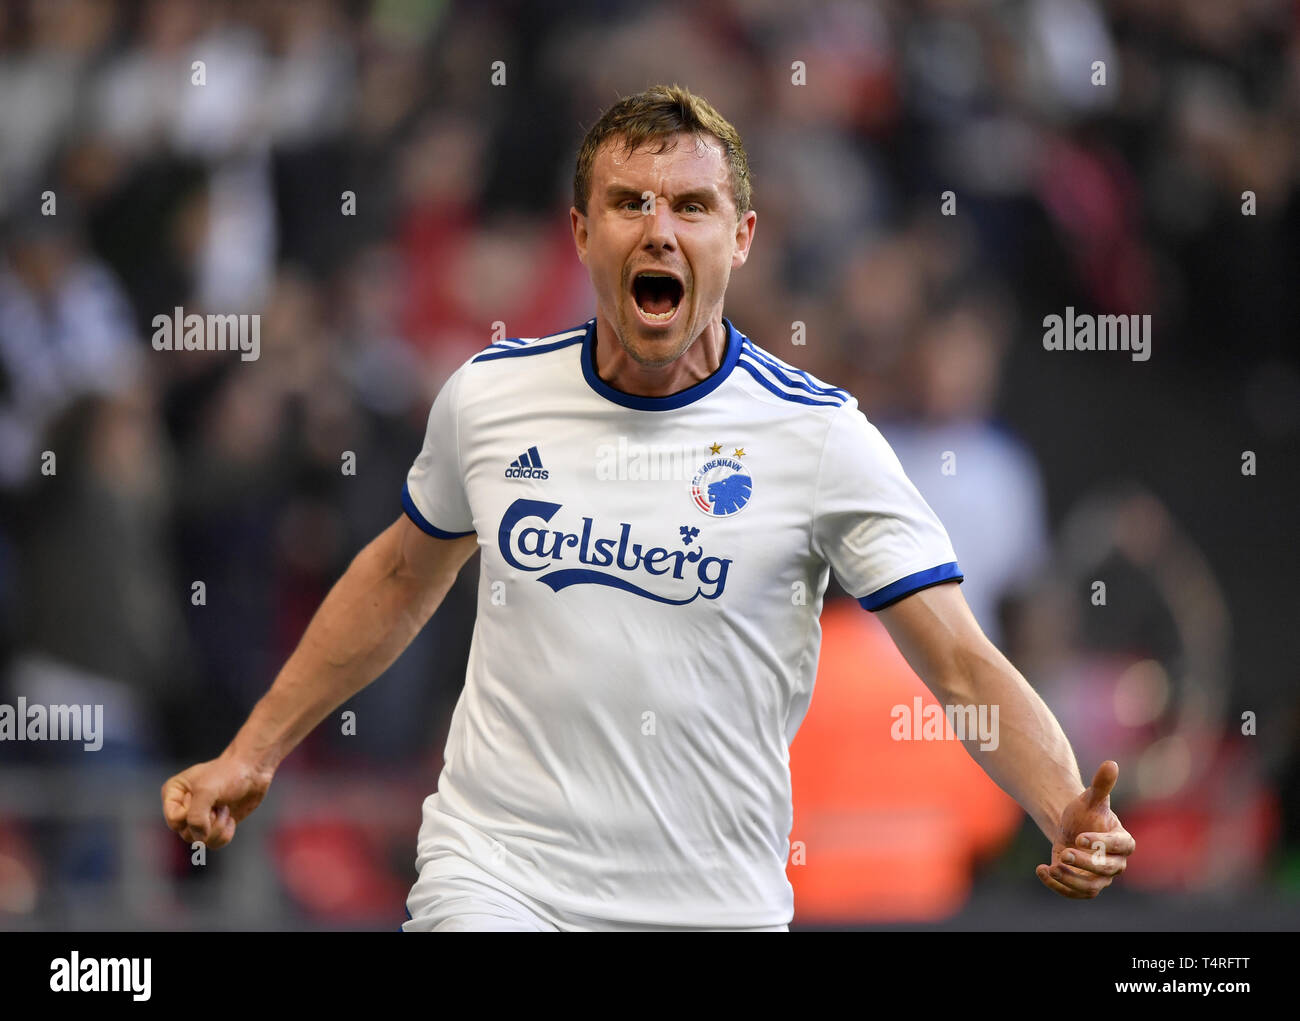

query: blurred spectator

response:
[0,209,141,488]
[875,272,1050,648]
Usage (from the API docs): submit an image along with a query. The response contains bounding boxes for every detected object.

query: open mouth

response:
[631,271,684,323]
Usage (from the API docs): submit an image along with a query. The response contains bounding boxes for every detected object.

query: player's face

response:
[572,131,756,368]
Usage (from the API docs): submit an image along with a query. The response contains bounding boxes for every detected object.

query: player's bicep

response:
[875,580,991,698]
[395,513,478,590]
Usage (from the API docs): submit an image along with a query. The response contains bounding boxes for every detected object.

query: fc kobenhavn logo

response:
[691,444,752,516]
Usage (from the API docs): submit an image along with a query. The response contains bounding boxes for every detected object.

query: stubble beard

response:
[614,301,696,369]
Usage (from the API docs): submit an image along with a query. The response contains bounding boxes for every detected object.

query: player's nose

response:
[640,196,677,250]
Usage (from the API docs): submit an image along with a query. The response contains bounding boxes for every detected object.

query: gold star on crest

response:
[733,447,746,457]
[709,442,722,455]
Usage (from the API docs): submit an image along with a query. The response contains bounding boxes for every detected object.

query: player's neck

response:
[593,315,727,398]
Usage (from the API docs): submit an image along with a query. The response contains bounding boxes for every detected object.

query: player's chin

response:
[626,339,684,369]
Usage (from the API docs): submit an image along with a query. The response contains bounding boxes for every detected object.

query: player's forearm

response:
[938,637,1085,841]
[227,523,449,774]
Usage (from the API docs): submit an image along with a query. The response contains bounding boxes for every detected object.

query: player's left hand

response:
[1036,760,1135,899]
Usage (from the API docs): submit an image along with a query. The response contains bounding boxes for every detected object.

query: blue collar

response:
[581,316,741,411]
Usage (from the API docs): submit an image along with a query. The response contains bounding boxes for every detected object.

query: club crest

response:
[691,453,752,517]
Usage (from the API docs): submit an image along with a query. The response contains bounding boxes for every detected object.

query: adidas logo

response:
[505,445,549,480]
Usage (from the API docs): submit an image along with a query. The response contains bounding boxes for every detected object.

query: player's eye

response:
[681,203,704,214]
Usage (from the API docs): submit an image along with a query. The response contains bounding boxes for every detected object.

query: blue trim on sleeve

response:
[402,482,474,539]
[858,562,963,611]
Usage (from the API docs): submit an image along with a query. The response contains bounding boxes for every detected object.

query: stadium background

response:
[0,0,1297,930]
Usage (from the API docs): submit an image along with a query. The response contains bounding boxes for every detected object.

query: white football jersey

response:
[403,315,963,927]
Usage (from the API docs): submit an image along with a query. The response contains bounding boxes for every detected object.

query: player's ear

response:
[571,207,588,263]
[732,208,756,269]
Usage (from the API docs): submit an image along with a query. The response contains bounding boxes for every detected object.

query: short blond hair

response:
[573,83,752,220]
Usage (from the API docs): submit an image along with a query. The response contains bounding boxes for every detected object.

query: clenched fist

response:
[161,754,275,849]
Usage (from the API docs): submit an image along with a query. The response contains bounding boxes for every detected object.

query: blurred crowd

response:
[0,0,1297,925]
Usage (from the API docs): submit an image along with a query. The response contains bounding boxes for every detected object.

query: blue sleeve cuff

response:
[402,482,475,539]
[857,561,963,612]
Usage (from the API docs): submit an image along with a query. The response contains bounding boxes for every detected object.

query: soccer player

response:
[162,84,1135,931]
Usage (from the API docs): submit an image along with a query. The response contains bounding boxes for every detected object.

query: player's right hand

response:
[161,754,274,849]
